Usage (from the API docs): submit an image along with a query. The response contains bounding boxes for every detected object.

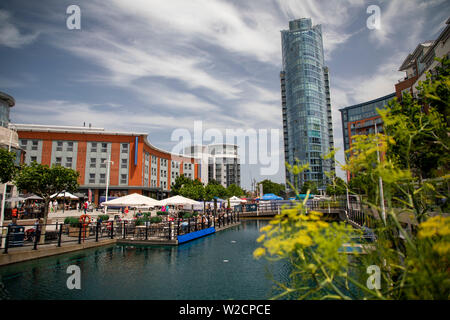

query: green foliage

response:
[14,163,79,203]
[326,176,347,197]
[150,216,162,224]
[0,148,17,184]
[227,184,245,197]
[171,174,193,195]
[97,215,110,222]
[64,217,80,227]
[156,211,168,216]
[205,183,228,200]
[300,181,318,195]
[255,62,450,300]
[257,179,286,197]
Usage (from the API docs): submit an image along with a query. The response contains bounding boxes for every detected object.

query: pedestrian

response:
[84,200,88,214]
[11,206,18,219]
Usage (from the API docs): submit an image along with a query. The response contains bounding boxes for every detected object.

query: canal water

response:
[0,220,292,300]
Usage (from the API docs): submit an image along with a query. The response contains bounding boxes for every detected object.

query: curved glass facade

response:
[0,99,10,128]
[0,91,14,128]
[281,18,332,189]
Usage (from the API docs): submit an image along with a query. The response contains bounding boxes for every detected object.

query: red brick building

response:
[11,124,200,204]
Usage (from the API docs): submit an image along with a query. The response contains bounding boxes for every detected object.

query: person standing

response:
[11,207,18,219]
[84,200,88,214]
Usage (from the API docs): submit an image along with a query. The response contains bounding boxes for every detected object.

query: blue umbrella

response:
[260,193,283,200]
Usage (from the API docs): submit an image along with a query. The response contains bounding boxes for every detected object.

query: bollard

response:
[95,221,99,242]
[57,223,63,247]
[110,220,114,239]
[3,226,10,254]
[33,224,39,250]
[78,222,82,244]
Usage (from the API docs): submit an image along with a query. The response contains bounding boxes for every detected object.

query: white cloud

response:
[0,10,38,48]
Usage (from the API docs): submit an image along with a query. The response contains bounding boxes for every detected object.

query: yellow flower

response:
[253,247,266,259]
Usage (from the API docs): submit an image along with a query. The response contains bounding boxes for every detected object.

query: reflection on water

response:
[0,220,291,300]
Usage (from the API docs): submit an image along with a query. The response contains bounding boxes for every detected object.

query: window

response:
[66,157,73,168]
[89,174,95,184]
[101,143,107,153]
[90,158,96,168]
[56,141,63,152]
[20,140,27,149]
[31,140,38,151]
[30,156,37,163]
[67,141,73,152]
[121,158,127,168]
[55,157,62,166]
[122,144,128,153]
[99,173,106,184]
[91,142,97,153]
[120,174,127,184]
[100,158,106,168]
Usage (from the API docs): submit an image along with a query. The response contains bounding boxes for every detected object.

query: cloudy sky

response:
[0,0,448,190]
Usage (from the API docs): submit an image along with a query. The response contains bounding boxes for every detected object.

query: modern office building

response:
[11,124,200,204]
[339,93,396,180]
[184,144,240,188]
[280,18,334,190]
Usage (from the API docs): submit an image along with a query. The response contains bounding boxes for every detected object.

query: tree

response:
[0,148,17,184]
[171,174,192,195]
[300,181,318,195]
[257,179,285,197]
[227,184,245,197]
[14,163,79,243]
[326,176,346,197]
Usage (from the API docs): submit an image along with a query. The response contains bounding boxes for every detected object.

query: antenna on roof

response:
[89,123,91,128]
[83,122,85,127]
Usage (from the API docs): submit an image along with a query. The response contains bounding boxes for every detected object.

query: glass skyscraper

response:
[281,18,334,190]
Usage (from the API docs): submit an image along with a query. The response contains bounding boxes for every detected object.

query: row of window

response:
[88,173,127,184]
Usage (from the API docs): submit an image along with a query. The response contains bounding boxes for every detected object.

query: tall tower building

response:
[280,18,334,190]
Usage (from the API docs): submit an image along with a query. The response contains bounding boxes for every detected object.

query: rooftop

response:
[0,91,15,107]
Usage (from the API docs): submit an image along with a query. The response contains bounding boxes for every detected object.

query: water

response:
[0,220,291,300]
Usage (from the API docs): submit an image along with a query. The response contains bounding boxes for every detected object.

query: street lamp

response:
[374,122,386,223]
[103,154,114,214]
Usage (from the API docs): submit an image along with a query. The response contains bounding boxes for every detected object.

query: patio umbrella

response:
[50,191,79,199]
[25,195,43,200]
[159,195,201,206]
[101,193,161,207]
[6,196,26,202]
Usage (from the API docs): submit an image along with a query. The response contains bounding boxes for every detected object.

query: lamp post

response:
[103,154,114,214]
[374,122,386,223]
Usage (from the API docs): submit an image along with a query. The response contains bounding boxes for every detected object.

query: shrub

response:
[64,217,80,227]
[150,217,162,224]
[181,212,192,219]
[97,215,110,221]
[156,211,168,216]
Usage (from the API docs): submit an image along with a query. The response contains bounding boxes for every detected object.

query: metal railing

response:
[1,220,114,253]
[1,212,241,252]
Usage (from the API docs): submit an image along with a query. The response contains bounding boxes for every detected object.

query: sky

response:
[0,0,449,190]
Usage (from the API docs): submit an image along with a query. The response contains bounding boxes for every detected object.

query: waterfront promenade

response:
[0,210,241,266]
